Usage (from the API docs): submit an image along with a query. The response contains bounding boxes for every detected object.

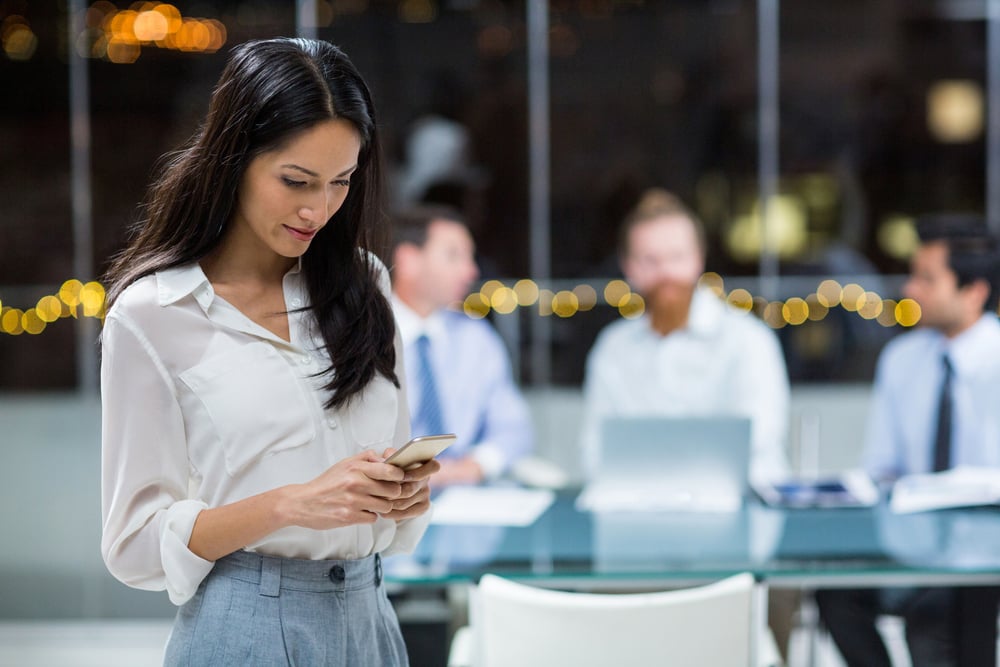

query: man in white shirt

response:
[581,189,790,481]
[816,215,1000,667]
[390,204,534,486]
[580,189,794,656]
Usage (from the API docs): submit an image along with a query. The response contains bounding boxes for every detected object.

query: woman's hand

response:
[283,450,406,530]
[378,447,440,521]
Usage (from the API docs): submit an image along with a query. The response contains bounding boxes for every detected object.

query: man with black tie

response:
[816,215,1000,667]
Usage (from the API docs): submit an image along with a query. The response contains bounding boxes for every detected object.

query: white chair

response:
[448,572,782,667]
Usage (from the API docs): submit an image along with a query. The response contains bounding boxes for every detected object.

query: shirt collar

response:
[686,286,726,336]
[391,294,446,346]
[155,258,305,312]
[156,263,214,310]
[943,313,1000,377]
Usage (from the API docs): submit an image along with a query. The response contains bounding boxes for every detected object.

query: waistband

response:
[211,550,383,597]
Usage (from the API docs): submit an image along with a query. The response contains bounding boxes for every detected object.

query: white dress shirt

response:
[101,260,429,605]
[391,297,534,479]
[864,314,1000,480]
[581,286,791,480]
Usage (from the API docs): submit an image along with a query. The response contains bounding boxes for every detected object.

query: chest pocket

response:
[347,374,399,449]
[180,342,317,476]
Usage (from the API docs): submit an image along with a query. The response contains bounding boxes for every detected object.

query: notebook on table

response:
[576,415,752,513]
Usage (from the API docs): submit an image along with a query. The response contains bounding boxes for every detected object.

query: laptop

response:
[576,416,752,513]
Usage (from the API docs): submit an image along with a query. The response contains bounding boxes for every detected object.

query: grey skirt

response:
[163,551,408,666]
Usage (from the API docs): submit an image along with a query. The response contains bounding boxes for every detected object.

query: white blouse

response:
[100,259,428,605]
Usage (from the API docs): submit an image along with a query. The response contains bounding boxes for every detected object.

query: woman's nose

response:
[299,192,331,222]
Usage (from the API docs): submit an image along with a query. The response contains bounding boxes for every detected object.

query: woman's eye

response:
[282,176,307,188]
[333,179,351,187]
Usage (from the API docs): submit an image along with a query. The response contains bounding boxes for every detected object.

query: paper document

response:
[890,466,1000,514]
[430,486,556,526]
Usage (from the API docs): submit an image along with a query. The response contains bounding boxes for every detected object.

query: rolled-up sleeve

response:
[100,314,213,605]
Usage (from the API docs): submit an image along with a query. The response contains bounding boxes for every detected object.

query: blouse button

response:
[328,565,346,582]
[299,355,312,366]
[326,417,338,429]
[290,297,302,308]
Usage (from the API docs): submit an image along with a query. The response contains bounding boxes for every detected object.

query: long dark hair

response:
[103,38,397,408]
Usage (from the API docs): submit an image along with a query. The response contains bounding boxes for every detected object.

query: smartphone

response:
[384,433,456,470]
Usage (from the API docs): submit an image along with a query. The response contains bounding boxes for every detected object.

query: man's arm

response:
[862,350,903,482]
[464,327,534,480]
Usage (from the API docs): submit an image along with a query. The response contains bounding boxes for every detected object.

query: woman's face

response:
[230,118,362,261]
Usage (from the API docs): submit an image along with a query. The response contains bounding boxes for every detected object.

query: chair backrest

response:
[471,572,758,667]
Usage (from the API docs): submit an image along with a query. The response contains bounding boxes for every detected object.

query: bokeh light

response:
[79,2,225,61]
[805,293,829,321]
[59,280,84,307]
[4,272,929,337]
[840,283,866,312]
[617,293,645,319]
[763,301,786,329]
[22,309,45,335]
[480,279,504,301]
[877,299,898,327]
[2,16,38,61]
[81,282,106,317]
[2,308,24,335]
[463,293,490,319]
[816,279,842,308]
[895,298,922,327]
[572,284,597,311]
[36,296,62,323]
[552,290,579,318]
[513,279,539,306]
[698,272,724,298]
[726,288,754,313]
[490,286,517,315]
[603,280,630,307]
[782,297,809,326]
[857,291,884,320]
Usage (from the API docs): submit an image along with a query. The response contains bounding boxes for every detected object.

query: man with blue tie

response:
[389,204,534,486]
[816,215,1000,667]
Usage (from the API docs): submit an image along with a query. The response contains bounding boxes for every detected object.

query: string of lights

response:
[461,273,924,329]
[0,274,922,337]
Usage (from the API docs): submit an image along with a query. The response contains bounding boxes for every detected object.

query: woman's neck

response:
[202,232,296,287]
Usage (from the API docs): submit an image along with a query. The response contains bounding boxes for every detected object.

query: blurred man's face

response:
[418,219,480,308]
[622,215,705,310]
[902,240,974,335]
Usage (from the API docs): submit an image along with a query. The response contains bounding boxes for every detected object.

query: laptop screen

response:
[594,415,752,505]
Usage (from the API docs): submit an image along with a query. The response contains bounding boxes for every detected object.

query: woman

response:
[100,38,437,666]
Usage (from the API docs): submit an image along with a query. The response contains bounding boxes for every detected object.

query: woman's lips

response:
[284,225,318,242]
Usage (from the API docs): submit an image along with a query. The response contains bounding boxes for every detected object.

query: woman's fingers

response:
[401,458,441,482]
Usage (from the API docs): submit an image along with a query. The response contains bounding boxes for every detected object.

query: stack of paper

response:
[890,466,1000,514]
[430,486,556,526]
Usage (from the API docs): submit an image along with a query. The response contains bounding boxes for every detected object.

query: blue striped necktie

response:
[414,334,445,436]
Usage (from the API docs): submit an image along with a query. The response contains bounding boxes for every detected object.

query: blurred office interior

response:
[2,1,999,665]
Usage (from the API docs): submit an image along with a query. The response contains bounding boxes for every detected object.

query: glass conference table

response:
[385,490,1000,591]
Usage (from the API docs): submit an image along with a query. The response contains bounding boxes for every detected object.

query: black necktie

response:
[932,354,953,472]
